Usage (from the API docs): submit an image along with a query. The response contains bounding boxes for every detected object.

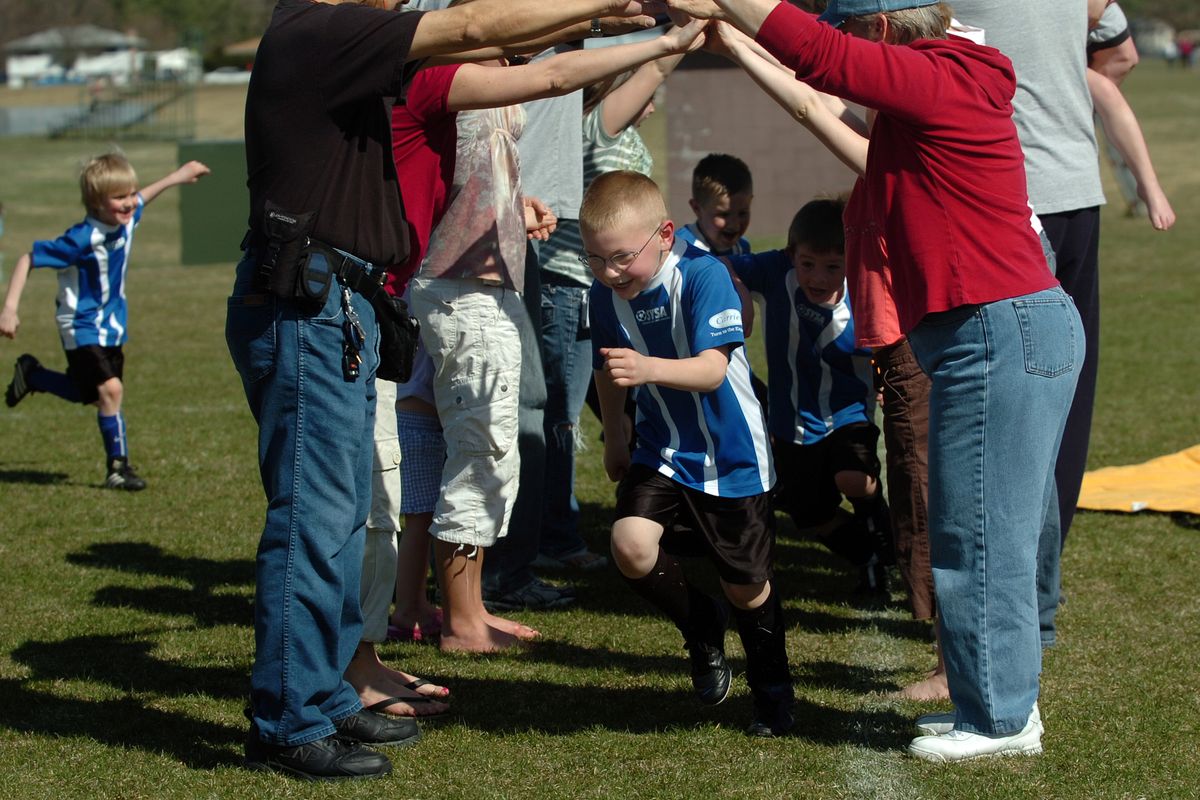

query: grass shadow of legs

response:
[0,678,242,770]
[0,469,70,485]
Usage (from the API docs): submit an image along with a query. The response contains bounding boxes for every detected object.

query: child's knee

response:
[610,523,660,576]
[835,469,875,498]
[95,377,123,408]
[721,579,771,610]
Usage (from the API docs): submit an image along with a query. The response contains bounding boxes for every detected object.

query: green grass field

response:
[0,63,1198,799]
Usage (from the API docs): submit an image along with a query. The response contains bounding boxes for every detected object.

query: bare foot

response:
[347,640,452,699]
[440,624,523,654]
[894,668,950,701]
[484,610,540,641]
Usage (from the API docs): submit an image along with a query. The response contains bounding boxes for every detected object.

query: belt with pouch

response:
[241,228,387,304]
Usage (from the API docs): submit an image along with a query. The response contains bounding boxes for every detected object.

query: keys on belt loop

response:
[341,286,365,381]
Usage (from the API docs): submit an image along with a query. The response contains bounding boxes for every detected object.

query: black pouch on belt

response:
[371,292,421,383]
[259,202,331,311]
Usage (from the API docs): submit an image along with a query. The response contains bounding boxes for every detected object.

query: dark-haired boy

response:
[729,197,893,593]
[678,152,754,256]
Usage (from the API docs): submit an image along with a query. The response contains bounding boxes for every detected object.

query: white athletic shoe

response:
[908,708,1043,763]
[914,702,1040,737]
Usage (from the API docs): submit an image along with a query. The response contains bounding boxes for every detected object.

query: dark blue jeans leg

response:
[226,254,377,746]
[482,241,546,596]
[539,277,593,559]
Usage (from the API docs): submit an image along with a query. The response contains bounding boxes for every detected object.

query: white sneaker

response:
[914,702,1040,737]
[914,711,956,737]
[908,711,1043,763]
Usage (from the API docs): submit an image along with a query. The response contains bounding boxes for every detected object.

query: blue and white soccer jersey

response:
[731,249,873,445]
[676,223,751,258]
[32,196,144,350]
[589,238,774,498]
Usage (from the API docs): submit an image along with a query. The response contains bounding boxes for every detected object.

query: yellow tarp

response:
[1077,444,1200,514]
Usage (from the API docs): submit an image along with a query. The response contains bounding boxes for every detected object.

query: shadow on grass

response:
[518,637,910,697]
[5,634,912,757]
[0,676,241,769]
[9,538,920,758]
[1170,512,1200,531]
[414,673,913,749]
[0,468,70,485]
[12,633,248,700]
[67,541,255,587]
[64,542,255,628]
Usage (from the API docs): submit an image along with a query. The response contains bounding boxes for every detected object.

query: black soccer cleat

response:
[106,457,147,491]
[5,354,40,408]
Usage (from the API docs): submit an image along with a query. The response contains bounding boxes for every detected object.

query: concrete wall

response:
[664,55,858,242]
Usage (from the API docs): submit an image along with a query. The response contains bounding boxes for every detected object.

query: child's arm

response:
[138,160,211,205]
[600,344,731,393]
[595,30,690,137]
[445,18,706,110]
[594,365,633,482]
[0,252,33,339]
[711,20,868,175]
[524,196,558,241]
[1087,69,1176,231]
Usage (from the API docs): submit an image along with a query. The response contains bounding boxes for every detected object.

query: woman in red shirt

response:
[669,0,1084,763]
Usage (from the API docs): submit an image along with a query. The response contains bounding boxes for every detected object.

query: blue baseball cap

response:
[817,0,940,28]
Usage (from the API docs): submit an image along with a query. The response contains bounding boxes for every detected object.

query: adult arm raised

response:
[409,0,667,59]
[665,0,780,36]
[445,18,705,110]
[709,21,867,174]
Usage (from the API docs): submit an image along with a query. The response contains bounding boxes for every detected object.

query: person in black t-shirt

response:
[229,0,666,781]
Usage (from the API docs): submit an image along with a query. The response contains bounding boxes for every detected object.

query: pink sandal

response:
[386,609,444,642]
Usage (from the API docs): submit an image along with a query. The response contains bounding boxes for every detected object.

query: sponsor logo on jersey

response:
[794,302,826,327]
[708,309,742,329]
[635,305,670,325]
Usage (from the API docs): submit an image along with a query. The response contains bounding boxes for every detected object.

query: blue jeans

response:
[907,287,1082,735]
[226,253,378,746]
[539,275,593,559]
[482,242,546,596]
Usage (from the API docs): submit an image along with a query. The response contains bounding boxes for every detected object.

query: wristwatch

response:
[590,18,604,38]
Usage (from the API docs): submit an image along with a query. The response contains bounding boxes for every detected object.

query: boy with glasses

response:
[583,170,792,737]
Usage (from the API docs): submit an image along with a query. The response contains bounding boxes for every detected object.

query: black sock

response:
[849,488,894,565]
[624,549,719,641]
[732,587,792,693]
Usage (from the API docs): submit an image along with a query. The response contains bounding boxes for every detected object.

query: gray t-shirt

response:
[517,45,585,222]
[952,0,1105,214]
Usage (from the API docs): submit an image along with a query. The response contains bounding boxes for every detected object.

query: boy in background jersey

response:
[677,152,754,257]
[584,170,792,738]
[728,198,893,595]
[1,152,210,489]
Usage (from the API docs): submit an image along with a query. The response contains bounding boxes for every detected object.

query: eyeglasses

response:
[579,225,662,273]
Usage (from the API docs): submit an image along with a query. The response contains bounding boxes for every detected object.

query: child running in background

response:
[1,152,210,489]
[677,153,754,257]
[586,170,792,738]
[728,197,893,594]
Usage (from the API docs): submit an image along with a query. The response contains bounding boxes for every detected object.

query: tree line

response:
[3,1,1197,64]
